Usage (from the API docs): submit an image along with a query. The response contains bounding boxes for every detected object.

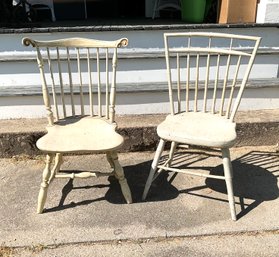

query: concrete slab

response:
[0,145,278,252]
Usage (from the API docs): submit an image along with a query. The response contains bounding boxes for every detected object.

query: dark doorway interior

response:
[54,0,145,21]
[117,0,145,18]
[87,0,145,19]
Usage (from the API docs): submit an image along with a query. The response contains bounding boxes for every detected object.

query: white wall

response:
[0,26,278,118]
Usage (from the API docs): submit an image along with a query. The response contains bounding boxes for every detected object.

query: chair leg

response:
[106,152,117,182]
[106,152,114,170]
[49,153,63,183]
[37,154,53,214]
[142,139,166,200]
[222,148,237,221]
[167,141,177,167]
[108,151,132,204]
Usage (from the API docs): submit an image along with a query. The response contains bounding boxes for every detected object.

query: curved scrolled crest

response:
[22,37,128,48]
[117,38,128,48]
[22,37,37,47]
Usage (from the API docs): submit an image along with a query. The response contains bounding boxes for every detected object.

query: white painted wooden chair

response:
[23,37,132,213]
[142,32,261,220]
[152,0,181,19]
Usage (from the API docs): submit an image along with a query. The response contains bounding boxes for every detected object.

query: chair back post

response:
[23,36,55,126]
[36,47,55,126]
[109,48,118,123]
[229,37,261,121]
[164,34,175,115]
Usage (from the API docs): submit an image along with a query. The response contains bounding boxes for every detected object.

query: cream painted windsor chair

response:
[142,32,261,220]
[23,37,132,213]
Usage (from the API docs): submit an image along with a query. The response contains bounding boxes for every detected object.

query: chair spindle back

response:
[23,37,128,125]
[164,32,261,121]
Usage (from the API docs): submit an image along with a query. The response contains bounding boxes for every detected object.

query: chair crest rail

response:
[22,37,128,48]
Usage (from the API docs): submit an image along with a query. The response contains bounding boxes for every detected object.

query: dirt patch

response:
[0,247,15,257]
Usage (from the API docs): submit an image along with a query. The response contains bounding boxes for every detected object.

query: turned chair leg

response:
[222,148,237,221]
[37,153,63,214]
[37,154,53,214]
[49,153,63,183]
[142,139,166,200]
[108,151,132,204]
[106,152,114,169]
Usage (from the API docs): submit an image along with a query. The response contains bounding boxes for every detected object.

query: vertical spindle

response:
[194,54,200,112]
[177,53,181,113]
[77,48,84,115]
[87,48,93,116]
[203,37,211,113]
[46,47,59,120]
[66,47,75,116]
[105,48,109,119]
[211,54,220,114]
[56,47,66,118]
[97,48,102,117]
[226,55,242,118]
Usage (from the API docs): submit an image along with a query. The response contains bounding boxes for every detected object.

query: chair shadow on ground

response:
[44,158,179,213]
[205,151,279,219]
[45,150,279,220]
[44,177,108,213]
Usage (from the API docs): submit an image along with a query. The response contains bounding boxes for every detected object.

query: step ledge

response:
[0,79,278,97]
[0,22,278,34]
[0,110,278,157]
[0,47,278,62]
